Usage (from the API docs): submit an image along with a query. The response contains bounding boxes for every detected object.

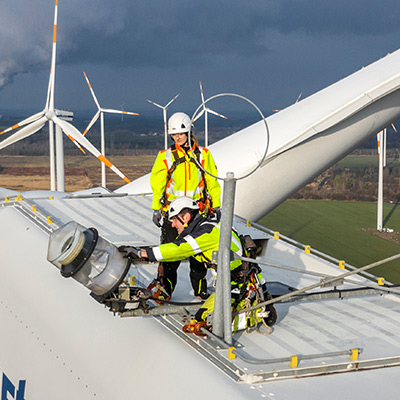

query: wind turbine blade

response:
[53,115,131,183]
[206,108,228,119]
[83,110,100,136]
[46,0,59,112]
[296,92,303,103]
[66,134,86,154]
[0,116,47,150]
[102,108,139,116]
[146,99,164,109]
[392,123,397,133]
[193,109,205,122]
[199,81,205,103]
[165,93,180,108]
[0,111,44,135]
[83,72,101,110]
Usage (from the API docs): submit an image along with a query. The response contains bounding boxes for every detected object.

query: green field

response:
[337,154,400,169]
[258,200,400,284]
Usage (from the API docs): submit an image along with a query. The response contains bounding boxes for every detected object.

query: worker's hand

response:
[152,210,162,227]
[118,246,139,260]
[140,248,148,258]
[213,207,221,222]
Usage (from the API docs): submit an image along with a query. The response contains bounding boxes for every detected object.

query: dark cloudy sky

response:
[1,0,400,117]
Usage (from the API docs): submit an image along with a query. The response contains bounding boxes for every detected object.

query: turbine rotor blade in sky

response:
[101,108,139,116]
[0,116,47,150]
[83,110,101,136]
[165,93,180,108]
[193,109,205,122]
[0,111,45,135]
[197,81,227,120]
[45,0,59,112]
[83,72,101,110]
[83,71,139,137]
[146,99,163,109]
[206,108,228,119]
[53,115,131,183]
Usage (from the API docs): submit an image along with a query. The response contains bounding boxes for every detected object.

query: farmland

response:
[258,200,400,284]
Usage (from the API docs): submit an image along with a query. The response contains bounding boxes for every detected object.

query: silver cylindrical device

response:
[47,221,130,298]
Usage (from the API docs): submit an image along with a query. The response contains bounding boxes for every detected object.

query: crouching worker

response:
[139,196,277,332]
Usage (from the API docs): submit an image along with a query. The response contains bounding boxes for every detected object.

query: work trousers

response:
[159,218,207,296]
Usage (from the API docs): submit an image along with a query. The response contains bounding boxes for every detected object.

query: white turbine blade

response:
[146,99,164,109]
[199,81,205,103]
[45,0,59,112]
[392,123,397,133]
[0,116,47,150]
[205,108,228,119]
[53,115,131,183]
[193,109,205,122]
[70,138,86,154]
[102,108,139,116]
[83,110,100,136]
[0,111,44,135]
[296,92,303,103]
[165,93,180,108]
[83,72,101,110]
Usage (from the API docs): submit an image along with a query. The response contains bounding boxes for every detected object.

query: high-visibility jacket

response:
[146,214,242,273]
[150,143,221,212]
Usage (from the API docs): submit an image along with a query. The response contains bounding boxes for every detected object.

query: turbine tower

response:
[147,94,180,149]
[376,129,385,231]
[0,0,131,190]
[194,81,227,147]
[82,72,139,188]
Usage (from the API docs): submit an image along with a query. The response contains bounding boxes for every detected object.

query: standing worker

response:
[150,112,221,300]
[140,197,277,331]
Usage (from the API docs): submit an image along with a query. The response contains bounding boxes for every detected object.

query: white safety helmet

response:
[168,196,199,221]
[168,112,193,135]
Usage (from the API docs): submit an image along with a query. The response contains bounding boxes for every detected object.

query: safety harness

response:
[161,144,211,210]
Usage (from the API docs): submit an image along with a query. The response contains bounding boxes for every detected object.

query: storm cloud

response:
[1,0,400,113]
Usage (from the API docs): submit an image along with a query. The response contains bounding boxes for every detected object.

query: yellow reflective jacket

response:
[146,214,243,272]
[150,143,221,212]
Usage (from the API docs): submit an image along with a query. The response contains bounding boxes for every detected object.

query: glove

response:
[213,207,221,222]
[152,210,162,227]
[118,245,139,260]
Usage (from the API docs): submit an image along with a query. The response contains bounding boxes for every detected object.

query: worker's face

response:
[172,133,188,147]
[171,213,190,234]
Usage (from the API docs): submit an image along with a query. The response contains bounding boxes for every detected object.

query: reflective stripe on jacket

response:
[146,214,242,272]
[150,144,221,211]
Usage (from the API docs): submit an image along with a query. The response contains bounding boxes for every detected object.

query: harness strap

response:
[161,144,210,207]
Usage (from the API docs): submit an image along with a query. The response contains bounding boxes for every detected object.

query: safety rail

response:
[0,195,62,234]
[158,312,400,383]
[234,253,400,296]
[236,215,389,284]
[232,252,400,317]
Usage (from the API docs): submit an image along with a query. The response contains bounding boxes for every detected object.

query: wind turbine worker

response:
[150,112,221,300]
[140,197,277,330]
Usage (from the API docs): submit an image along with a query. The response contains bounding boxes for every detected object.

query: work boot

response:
[194,291,210,301]
[263,291,277,326]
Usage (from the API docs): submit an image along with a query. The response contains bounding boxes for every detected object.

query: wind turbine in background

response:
[146,94,180,150]
[0,0,131,191]
[273,92,303,113]
[193,81,227,147]
[376,129,386,231]
[82,72,139,188]
[377,123,397,231]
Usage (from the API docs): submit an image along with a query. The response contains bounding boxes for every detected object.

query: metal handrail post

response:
[213,172,236,344]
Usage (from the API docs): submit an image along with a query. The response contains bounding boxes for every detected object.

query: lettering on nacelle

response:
[1,373,26,400]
